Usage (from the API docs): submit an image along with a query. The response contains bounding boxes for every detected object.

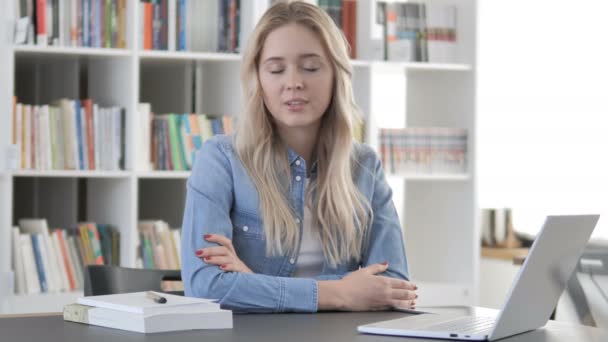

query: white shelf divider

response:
[387,173,471,182]
[138,50,241,62]
[14,45,132,57]
[10,170,132,179]
[136,171,191,179]
[2,291,83,315]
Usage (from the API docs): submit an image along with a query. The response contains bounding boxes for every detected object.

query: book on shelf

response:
[11,97,125,171]
[14,0,128,48]
[139,0,240,53]
[480,208,522,249]
[11,218,120,295]
[373,1,458,63]
[138,104,233,171]
[137,220,181,270]
[379,127,467,175]
[64,291,232,333]
[315,0,358,59]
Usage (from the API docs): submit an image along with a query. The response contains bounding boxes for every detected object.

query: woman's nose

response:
[285,70,304,90]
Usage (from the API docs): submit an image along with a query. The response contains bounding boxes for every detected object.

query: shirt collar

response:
[286,147,318,176]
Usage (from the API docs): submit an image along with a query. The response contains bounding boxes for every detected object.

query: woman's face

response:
[258,23,334,134]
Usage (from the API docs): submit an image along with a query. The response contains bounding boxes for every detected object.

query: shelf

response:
[403,62,473,71]
[387,173,470,181]
[136,171,191,179]
[2,291,83,315]
[10,170,132,179]
[13,45,132,58]
[138,50,241,62]
[366,60,472,71]
[481,247,529,264]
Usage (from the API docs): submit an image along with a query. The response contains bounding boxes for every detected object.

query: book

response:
[76,291,219,315]
[63,302,232,333]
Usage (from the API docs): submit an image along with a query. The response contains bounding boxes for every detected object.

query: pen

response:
[146,291,167,304]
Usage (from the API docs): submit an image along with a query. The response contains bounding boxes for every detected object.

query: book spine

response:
[56,230,77,290]
[63,303,92,323]
[30,234,48,292]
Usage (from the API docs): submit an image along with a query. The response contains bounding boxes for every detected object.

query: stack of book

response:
[64,291,232,333]
[137,103,233,171]
[136,220,181,271]
[12,97,126,171]
[376,1,458,63]
[11,218,120,295]
[13,0,128,48]
[379,127,467,175]
[139,0,241,53]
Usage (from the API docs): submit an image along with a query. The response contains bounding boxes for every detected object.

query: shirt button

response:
[289,258,295,264]
[295,159,301,166]
[295,175,302,182]
[295,218,301,224]
[243,225,249,232]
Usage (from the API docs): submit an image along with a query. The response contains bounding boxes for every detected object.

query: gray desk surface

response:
[1,308,607,342]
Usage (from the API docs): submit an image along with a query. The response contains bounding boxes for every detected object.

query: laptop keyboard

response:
[424,316,495,335]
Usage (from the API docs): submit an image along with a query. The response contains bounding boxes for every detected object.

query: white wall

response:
[477,0,608,240]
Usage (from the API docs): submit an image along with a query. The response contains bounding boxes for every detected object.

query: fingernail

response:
[204,234,212,239]
[220,265,226,270]
[204,257,211,261]
[195,250,203,256]
[414,285,418,290]
[415,294,419,299]
[382,261,388,266]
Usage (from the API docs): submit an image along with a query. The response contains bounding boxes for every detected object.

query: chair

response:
[84,265,184,296]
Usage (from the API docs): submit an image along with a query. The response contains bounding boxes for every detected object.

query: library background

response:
[6,0,598,319]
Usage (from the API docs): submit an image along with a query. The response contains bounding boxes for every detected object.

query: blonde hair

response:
[235,0,370,267]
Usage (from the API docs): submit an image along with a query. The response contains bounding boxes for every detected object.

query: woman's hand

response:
[318,262,418,311]
[195,234,253,273]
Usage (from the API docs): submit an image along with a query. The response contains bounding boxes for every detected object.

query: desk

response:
[1,309,607,341]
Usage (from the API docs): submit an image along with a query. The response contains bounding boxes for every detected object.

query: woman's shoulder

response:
[352,141,380,168]
[204,134,235,151]
[191,134,237,171]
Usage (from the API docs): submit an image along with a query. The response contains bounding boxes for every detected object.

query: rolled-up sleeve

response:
[181,138,318,312]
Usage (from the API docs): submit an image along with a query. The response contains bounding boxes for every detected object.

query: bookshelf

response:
[0,0,478,313]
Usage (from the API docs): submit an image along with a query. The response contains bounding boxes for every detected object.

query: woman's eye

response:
[270,69,284,74]
[303,67,319,72]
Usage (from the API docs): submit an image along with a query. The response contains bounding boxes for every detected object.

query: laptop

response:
[358,214,600,341]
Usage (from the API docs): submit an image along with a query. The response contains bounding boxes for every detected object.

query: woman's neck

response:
[277,125,320,175]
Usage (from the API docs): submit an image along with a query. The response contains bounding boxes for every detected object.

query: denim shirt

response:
[181,134,409,313]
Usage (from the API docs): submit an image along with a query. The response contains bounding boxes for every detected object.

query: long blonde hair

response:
[235,0,370,267]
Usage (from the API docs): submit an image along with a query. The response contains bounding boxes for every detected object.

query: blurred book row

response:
[137,104,233,171]
[136,220,181,270]
[13,0,128,48]
[10,97,126,171]
[11,218,120,295]
[379,127,467,175]
[480,208,522,249]
[378,1,458,62]
[139,0,241,53]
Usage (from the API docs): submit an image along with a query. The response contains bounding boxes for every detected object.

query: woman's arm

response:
[181,138,319,312]
[360,153,410,280]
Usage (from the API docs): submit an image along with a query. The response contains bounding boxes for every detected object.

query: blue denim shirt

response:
[181,134,409,313]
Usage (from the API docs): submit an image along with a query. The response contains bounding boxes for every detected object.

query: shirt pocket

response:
[232,210,266,240]
[231,210,268,272]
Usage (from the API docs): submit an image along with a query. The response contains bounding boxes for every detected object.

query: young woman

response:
[181,1,417,313]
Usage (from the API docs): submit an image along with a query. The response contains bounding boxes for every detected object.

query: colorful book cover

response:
[86,223,105,265]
